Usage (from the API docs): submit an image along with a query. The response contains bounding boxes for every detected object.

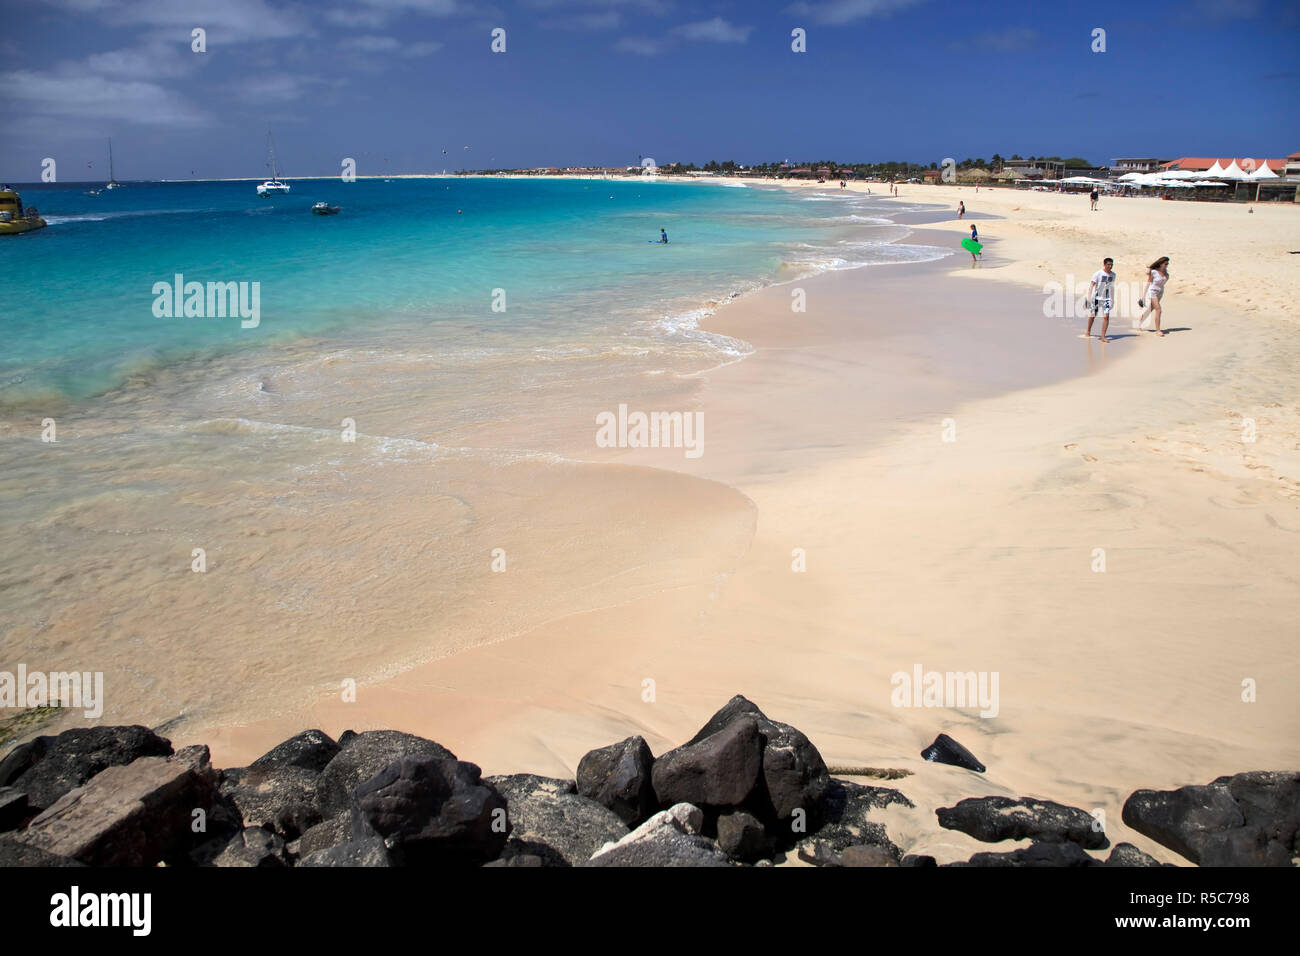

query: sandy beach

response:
[192,182,1300,864]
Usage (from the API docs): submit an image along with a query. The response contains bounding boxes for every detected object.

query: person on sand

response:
[970,223,981,259]
[1090,187,1099,211]
[1086,257,1116,342]
[1137,256,1171,336]
[957,201,965,220]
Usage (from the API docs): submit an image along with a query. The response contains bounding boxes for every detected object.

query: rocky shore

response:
[0,696,1295,867]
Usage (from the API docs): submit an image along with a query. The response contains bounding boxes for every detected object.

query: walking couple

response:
[1086,256,1171,342]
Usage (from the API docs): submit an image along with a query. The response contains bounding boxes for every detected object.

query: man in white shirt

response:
[1086,257,1116,342]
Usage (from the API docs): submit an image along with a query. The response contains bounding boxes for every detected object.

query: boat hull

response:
[0,217,47,235]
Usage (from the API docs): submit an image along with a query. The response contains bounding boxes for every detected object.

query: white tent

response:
[1157,170,1201,180]
[1203,160,1227,177]
[1191,181,1230,187]
[1220,160,1249,180]
[1246,161,1279,180]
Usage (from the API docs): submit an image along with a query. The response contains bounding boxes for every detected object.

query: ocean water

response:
[2,177,943,405]
[0,177,948,735]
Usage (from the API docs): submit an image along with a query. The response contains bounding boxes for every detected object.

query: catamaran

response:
[105,139,122,189]
[257,132,290,196]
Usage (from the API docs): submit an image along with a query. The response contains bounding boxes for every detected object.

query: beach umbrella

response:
[1191,181,1229,187]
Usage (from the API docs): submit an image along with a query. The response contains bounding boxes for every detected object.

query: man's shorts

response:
[1091,297,1112,314]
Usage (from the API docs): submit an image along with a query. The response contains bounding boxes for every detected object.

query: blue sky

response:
[2,0,1297,181]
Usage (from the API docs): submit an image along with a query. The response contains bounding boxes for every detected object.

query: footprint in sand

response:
[1264,513,1299,532]
[1081,454,1097,462]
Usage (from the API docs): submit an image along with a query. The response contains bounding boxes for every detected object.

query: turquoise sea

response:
[1,176,949,734]
[2,177,944,405]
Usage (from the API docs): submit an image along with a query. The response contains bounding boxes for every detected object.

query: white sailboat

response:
[256,132,290,196]
[105,139,122,189]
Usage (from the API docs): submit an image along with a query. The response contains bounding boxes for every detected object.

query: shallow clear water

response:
[2,177,944,406]
[0,177,949,735]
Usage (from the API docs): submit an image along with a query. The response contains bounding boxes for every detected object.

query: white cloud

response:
[227,72,328,104]
[402,41,443,57]
[674,17,753,43]
[339,35,403,52]
[786,0,924,25]
[325,0,465,27]
[614,35,663,55]
[0,68,207,127]
[968,27,1039,52]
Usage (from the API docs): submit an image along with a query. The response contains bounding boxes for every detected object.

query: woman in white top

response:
[1138,256,1170,337]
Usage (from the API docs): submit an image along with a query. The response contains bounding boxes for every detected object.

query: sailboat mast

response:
[268,132,278,182]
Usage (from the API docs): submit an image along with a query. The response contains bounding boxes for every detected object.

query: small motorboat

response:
[0,188,47,235]
[312,202,340,215]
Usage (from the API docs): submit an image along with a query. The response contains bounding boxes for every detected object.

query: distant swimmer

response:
[659,228,668,244]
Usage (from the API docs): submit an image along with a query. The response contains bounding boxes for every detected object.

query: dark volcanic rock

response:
[485,773,626,867]
[716,809,773,863]
[299,836,394,867]
[0,726,173,810]
[841,845,899,867]
[293,813,353,859]
[0,836,85,867]
[1122,783,1247,865]
[796,839,842,866]
[316,730,456,818]
[250,730,340,775]
[212,826,288,867]
[353,755,507,865]
[1214,771,1300,853]
[901,854,937,867]
[685,695,830,824]
[0,787,29,831]
[484,852,544,867]
[920,733,985,773]
[949,841,1100,867]
[14,745,218,866]
[221,764,322,840]
[1199,826,1294,866]
[1103,843,1170,867]
[652,716,763,810]
[0,737,49,787]
[577,736,657,827]
[936,795,1109,849]
[802,778,910,859]
[585,804,730,867]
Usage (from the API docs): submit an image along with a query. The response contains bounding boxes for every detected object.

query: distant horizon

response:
[9,150,1295,189]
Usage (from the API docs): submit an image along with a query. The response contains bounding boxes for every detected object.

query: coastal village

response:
[466,152,1300,203]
